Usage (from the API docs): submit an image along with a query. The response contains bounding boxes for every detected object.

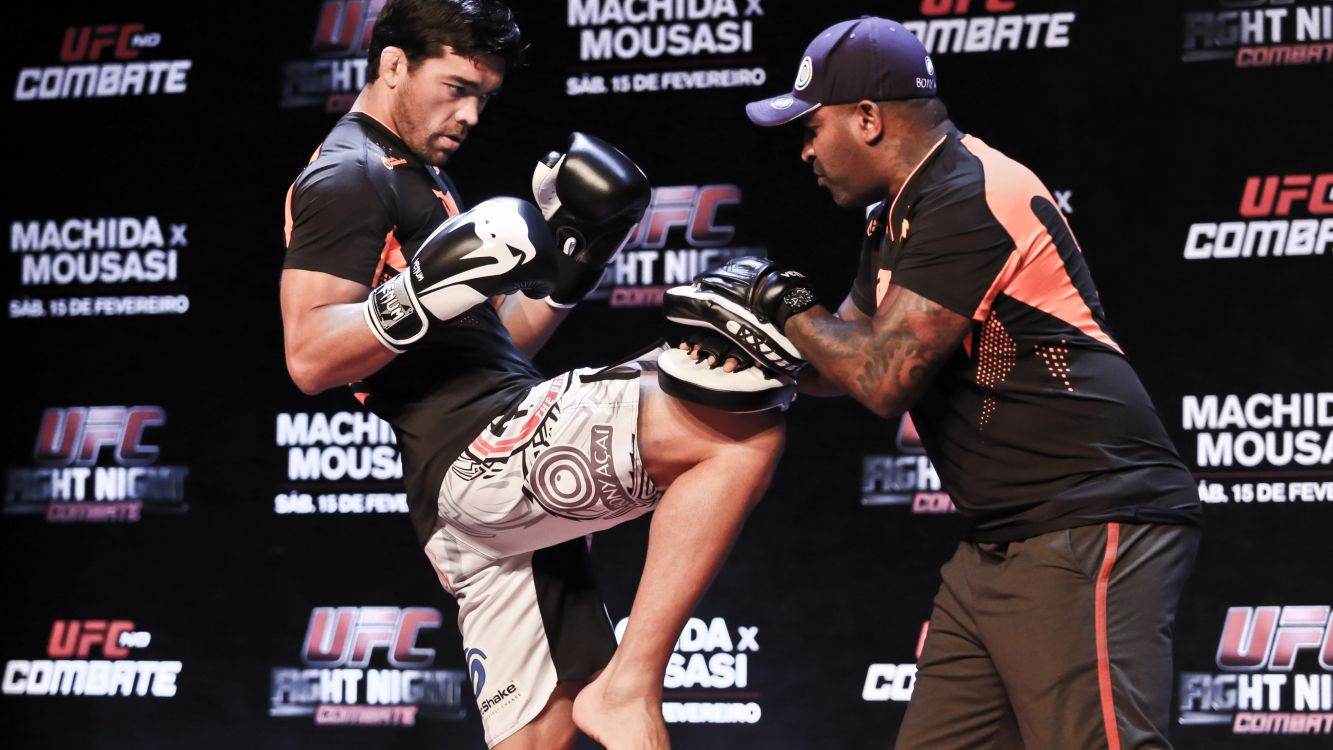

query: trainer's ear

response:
[855,100,884,144]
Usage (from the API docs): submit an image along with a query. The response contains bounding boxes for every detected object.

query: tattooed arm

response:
[787,284,972,417]
[795,293,871,397]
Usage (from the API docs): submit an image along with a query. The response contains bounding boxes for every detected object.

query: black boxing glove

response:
[531,132,650,306]
[364,197,558,352]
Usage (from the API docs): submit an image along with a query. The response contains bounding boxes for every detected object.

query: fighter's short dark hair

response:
[367,0,524,82]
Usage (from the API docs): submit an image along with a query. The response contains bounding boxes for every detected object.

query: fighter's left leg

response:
[980,522,1200,749]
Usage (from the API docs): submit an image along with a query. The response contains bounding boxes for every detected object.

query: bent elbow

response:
[286,356,327,396]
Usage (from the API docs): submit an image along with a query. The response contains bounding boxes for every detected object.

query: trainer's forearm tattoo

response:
[789,290,971,417]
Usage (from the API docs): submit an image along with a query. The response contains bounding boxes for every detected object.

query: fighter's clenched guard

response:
[280,2,782,748]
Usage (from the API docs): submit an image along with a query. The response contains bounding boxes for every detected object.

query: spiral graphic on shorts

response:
[529,446,602,520]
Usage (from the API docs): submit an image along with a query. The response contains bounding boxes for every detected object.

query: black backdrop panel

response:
[4,1,1331,748]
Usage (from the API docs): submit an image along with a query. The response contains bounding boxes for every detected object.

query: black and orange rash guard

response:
[851,130,1200,542]
[284,112,545,544]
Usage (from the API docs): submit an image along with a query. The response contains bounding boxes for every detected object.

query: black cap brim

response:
[745,93,821,127]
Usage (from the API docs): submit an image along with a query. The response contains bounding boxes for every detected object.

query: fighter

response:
[279,2,783,748]
[663,16,1203,750]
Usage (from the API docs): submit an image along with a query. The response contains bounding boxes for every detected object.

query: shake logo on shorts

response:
[14,23,191,101]
[1178,604,1333,736]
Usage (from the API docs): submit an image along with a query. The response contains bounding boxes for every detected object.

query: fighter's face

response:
[801,105,878,208]
[391,48,504,167]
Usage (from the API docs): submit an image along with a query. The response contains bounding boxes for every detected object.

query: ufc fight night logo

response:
[270,607,467,727]
[1178,605,1333,736]
[1184,173,1333,259]
[14,23,191,101]
[903,0,1076,54]
[861,415,956,513]
[1182,1,1333,67]
[281,0,386,110]
[608,185,761,307]
[4,406,189,522]
[2,619,181,698]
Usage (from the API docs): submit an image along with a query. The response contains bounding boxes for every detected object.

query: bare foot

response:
[573,670,670,750]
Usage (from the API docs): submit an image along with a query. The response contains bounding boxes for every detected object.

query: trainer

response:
[665,16,1201,750]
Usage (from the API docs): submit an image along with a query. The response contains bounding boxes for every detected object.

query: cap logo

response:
[771,95,795,110]
[794,56,813,91]
[924,55,935,77]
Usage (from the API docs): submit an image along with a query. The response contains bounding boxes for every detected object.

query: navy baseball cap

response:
[747,16,938,127]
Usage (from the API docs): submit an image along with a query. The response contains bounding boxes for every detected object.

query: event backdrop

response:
[4,1,1331,748]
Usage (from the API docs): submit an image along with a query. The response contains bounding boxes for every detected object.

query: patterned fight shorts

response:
[423,364,661,747]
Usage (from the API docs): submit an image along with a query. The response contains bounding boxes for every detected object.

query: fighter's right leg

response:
[572,372,784,749]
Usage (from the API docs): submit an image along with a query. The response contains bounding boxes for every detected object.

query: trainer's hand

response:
[663,257,817,378]
[364,197,558,352]
[531,132,650,306]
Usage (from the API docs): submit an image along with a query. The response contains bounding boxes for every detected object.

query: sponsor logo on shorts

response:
[1179,604,1333,735]
[530,425,651,520]
[270,607,467,726]
[14,23,192,101]
[1,619,182,698]
[4,406,189,522]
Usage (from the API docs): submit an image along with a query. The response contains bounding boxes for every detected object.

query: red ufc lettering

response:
[623,185,741,250]
[1217,606,1333,671]
[47,620,135,658]
[1239,174,1333,217]
[312,0,385,54]
[59,24,146,62]
[302,607,441,668]
[920,0,1015,15]
[33,406,164,466]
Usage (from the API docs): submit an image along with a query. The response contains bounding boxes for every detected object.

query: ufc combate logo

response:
[60,25,160,62]
[1217,606,1333,671]
[301,607,441,668]
[921,0,1016,14]
[34,406,165,467]
[1240,174,1333,218]
[47,620,140,659]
